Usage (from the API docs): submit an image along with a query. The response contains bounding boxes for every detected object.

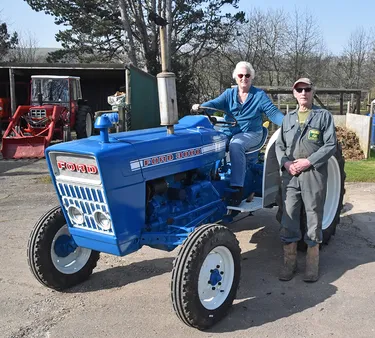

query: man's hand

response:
[191,104,201,113]
[292,158,311,173]
[284,161,299,176]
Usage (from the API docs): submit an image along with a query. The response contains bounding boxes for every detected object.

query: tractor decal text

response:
[130,140,226,171]
[57,161,98,174]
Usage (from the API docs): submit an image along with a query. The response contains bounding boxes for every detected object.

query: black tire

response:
[298,143,346,250]
[27,206,100,290]
[171,223,241,330]
[75,105,93,139]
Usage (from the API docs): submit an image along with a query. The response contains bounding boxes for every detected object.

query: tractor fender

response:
[262,128,281,208]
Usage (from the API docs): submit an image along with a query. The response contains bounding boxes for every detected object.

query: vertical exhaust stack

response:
[149,11,178,134]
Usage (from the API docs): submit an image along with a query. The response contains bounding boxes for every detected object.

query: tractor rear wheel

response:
[171,223,241,330]
[75,105,93,139]
[27,206,100,290]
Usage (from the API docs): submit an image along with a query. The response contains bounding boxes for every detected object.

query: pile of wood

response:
[336,127,365,161]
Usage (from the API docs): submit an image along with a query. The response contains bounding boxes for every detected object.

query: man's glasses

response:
[237,74,251,79]
[295,87,312,93]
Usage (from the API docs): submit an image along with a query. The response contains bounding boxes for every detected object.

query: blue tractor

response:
[27,15,345,330]
[27,107,345,330]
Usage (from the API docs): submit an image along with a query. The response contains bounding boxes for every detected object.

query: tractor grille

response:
[57,182,114,235]
[29,109,47,118]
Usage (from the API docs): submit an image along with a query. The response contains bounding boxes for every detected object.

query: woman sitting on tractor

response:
[191,61,284,206]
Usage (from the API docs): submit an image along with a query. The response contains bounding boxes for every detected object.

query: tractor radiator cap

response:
[94,113,119,143]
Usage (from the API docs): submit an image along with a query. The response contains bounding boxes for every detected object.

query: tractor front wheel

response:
[171,223,241,330]
[75,105,93,139]
[27,206,100,290]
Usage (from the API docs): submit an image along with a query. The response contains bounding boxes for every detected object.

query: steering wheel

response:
[193,106,238,127]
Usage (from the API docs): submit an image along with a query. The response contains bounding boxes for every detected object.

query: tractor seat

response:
[245,126,269,155]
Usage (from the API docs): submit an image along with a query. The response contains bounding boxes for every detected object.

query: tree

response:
[7,32,41,62]
[0,21,18,61]
[285,9,326,83]
[26,0,245,71]
[339,27,373,89]
[26,0,245,112]
[228,8,289,86]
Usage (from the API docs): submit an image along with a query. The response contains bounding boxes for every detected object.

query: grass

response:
[345,149,375,182]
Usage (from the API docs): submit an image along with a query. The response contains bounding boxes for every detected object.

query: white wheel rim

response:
[51,225,92,274]
[86,113,92,136]
[323,156,341,230]
[198,245,235,310]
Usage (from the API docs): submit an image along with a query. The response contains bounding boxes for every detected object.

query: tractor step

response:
[227,196,263,213]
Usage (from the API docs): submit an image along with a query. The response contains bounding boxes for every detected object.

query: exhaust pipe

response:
[151,11,178,134]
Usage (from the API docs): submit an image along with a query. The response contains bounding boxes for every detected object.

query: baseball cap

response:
[292,77,313,89]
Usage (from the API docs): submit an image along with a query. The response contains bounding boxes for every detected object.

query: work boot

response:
[279,242,297,281]
[303,245,319,282]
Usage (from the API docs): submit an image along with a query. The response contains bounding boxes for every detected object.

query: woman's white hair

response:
[232,61,255,80]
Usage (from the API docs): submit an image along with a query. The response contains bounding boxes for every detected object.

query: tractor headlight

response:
[93,210,112,231]
[67,206,84,224]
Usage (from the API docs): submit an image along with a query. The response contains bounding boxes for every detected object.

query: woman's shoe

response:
[228,186,243,206]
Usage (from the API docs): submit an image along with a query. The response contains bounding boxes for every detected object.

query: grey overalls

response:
[275,106,337,246]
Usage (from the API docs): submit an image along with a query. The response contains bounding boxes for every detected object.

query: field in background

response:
[345,149,375,182]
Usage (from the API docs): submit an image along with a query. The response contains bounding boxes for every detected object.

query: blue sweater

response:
[202,86,284,137]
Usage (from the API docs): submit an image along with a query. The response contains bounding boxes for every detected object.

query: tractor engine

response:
[145,167,222,236]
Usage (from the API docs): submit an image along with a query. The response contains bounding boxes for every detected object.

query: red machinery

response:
[1,75,93,159]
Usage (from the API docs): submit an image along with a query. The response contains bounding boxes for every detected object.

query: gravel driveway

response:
[1,158,374,338]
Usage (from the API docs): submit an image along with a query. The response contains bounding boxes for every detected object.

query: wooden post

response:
[9,68,16,116]
[347,101,351,115]
[339,93,343,115]
[356,92,361,115]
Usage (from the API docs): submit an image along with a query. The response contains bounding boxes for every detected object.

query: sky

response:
[0,0,374,55]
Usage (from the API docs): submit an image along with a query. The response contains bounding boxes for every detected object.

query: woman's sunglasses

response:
[237,74,251,79]
[295,87,312,93]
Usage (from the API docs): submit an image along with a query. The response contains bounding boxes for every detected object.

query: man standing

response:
[275,78,337,282]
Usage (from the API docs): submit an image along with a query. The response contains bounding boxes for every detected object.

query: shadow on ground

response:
[0,158,44,175]
[51,208,374,332]
[210,210,375,332]
[68,257,175,293]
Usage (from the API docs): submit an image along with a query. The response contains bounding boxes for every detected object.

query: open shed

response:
[0,62,160,131]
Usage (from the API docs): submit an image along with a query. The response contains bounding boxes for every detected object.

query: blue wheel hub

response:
[54,234,78,257]
[209,268,223,286]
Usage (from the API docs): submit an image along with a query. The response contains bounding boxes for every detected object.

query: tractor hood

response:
[45,115,227,185]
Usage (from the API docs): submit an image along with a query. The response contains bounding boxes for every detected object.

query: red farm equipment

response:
[1,75,94,159]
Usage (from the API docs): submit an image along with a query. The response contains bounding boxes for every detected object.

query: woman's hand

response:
[191,104,201,113]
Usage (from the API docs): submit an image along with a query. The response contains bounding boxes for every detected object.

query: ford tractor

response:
[1,75,93,159]
[26,18,345,331]
[27,105,345,330]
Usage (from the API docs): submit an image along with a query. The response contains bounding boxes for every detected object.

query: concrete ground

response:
[0,158,374,338]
